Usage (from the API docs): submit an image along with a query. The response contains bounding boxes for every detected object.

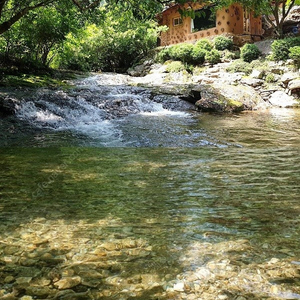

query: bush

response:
[191,47,206,65]
[205,49,221,64]
[165,61,186,73]
[214,36,233,51]
[289,46,300,61]
[169,43,194,63]
[271,37,300,61]
[156,47,171,62]
[194,39,213,51]
[222,49,239,60]
[265,73,276,83]
[240,43,261,62]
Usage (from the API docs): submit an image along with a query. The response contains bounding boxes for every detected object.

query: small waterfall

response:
[13,74,192,146]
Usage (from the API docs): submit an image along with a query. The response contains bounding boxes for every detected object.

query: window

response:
[173,17,183,26]
[191,7,216,32]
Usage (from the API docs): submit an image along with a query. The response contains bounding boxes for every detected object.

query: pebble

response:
[55,276,81,290]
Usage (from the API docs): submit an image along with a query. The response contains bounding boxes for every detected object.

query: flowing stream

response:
[0,74,299,299]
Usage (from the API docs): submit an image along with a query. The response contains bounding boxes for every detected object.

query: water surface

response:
[0,76,299,299]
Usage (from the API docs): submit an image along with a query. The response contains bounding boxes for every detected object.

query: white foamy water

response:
[16,96,122,146]
[12,74,195,146]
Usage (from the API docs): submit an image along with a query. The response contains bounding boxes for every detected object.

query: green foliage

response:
[214,36,233,51]
[289,46,300,61]
[194,39,213,51]
[205,49,221,64]
[289,46,300,68]
[165,61,186,73]
[169,43,194,63]
[191,47,206,65]
[271,37,300,61]
[265,73,276,83]
[240,43,261,63]
[156,47,172,63]
[157,39,214,66]
[58,7,159,72]
[226,59,252,75]
[0,0,161,72]
[222,49,239,60]
[0,3,79,68]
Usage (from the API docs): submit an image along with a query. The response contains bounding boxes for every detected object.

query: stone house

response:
[157,2,263,46]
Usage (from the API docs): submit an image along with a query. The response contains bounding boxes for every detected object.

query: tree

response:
[0,0,105,35]
[0,0,188,35]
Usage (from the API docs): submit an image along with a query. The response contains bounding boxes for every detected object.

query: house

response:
[157,2,263,46]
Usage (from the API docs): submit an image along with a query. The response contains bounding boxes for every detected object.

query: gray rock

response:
[288,79,300,95]
[280,72,299,86]
[268,91,299,107]
[250,69,265,79]
[241,78,264,87]
[0,96,20,115]
[194,83,266,113]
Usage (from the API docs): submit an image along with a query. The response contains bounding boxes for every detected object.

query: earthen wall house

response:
[157,2,263,46]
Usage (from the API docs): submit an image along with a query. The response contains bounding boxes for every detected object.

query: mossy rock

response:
[194,83,265,113]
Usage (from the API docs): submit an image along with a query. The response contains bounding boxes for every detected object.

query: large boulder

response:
[268,91,299,107]
[194,83,267,113]
[288,79,300,96]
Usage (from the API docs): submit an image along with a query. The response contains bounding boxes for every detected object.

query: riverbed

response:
[0,74,299,299]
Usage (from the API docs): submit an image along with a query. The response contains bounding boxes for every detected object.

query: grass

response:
[0,65,87,89]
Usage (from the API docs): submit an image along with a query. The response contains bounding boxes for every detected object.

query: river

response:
[0,74,299,299]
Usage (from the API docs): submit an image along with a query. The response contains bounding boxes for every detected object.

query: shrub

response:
[157,47,171,62]
[205,49,221,64]
[226,59,253,75]
[271,37,300,61]
[169,43,194,63]
[265,73,276,83]
[222,49,239,60]
[214,36,233,51]
[240,43,261,62]
[194,39,213,51]
[191,47,206,65]
[289,46,300,62]
[165,61,186,73]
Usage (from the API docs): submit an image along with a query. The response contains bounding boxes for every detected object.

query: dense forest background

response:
[0,0,299,73]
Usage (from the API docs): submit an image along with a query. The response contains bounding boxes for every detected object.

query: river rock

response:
[195,83,266,113]
[281,72,299,86]
[25,286,52,298]
[240,77,264,87]
[250,69,265,79]
[0,96,19,116]
[268,91,299,107]
[288,79,300,95]
[55,276,81,290]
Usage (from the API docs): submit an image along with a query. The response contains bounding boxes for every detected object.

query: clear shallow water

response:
[0,76,299,299]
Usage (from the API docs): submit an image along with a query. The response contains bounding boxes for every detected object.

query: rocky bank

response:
[128,40,300,113]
